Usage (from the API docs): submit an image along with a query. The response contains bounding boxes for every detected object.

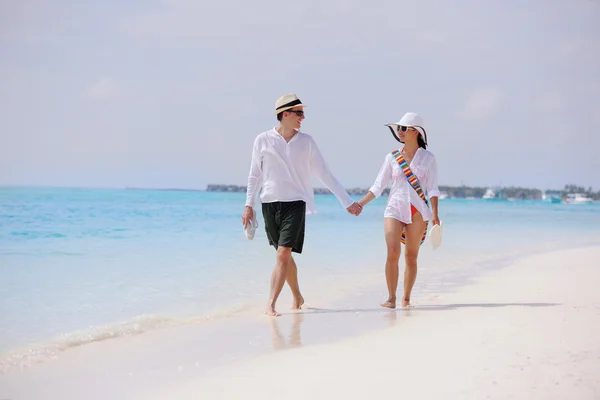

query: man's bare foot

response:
[265,303,281,317]
[380,298,396,309]
[291,295,304,310]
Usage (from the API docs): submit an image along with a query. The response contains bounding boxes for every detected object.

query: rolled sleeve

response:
[425,156,440,198]
[369,154,393,198]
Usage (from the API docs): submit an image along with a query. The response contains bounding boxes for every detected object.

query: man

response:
[242,93,362,316]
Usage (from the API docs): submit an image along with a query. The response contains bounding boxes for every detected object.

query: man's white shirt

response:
[245,128,353,214]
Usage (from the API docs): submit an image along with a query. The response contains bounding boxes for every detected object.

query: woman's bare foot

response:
[291,295,304,310]
[265,303,281,317]
[380,297,396,309]
[402,298,413,308]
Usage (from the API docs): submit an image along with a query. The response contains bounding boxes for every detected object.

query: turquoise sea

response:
[1,186,600,369]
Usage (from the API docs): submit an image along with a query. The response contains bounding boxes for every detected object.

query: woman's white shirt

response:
[368,148,440,224]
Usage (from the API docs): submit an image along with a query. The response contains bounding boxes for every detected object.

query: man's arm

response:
[243,137,263,227]
[360,154,392,207]
[309,139,361,215]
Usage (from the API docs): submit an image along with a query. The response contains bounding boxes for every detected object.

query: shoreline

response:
[2,243,600,399]
[2,238,600,375]
[145,245,600,400]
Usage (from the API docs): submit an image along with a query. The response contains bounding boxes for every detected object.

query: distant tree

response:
[564,184,586,194]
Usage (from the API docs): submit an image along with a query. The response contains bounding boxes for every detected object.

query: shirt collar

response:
[270,127,301,143]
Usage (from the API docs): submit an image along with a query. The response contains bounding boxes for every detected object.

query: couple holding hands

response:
[242,94,441,316]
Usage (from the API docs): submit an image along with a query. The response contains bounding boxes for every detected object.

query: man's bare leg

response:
[381,218,403,309]
[266,246,292,316]
[287,256,304,309]
[402,211,427,308]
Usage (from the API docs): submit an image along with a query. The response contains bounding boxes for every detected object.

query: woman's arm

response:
[426,156,441,225]
[359,154,392,208]
[430,196,440,225]
[358,191,376,208]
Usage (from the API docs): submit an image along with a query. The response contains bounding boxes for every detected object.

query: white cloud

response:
[460,87,502,121]
[88,78,118,99]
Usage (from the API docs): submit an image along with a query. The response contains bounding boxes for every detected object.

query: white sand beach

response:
[2,245,599,400]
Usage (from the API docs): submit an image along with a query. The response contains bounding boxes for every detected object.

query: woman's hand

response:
[431,213,441,226]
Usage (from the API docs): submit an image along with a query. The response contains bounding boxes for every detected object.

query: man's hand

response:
[346,202,363,216]
[242,206,254,228]
[432,213,441,226]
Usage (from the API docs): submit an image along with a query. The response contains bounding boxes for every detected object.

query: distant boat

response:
[482,188,499,200]
[564,193,593,204]
[542,191,561,203]
[439,191,449,200]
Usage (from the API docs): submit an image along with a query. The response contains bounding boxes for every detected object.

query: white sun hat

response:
[385,112,428,145]
[428,222,443,250]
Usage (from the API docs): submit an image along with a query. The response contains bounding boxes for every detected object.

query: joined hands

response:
[346,202,363,216]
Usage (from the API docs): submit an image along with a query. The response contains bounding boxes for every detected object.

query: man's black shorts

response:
[261,200,306,254]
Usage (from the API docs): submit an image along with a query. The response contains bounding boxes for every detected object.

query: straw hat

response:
[274,93,306,115]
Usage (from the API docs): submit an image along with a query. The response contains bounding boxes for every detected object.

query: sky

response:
[1,0,599,191]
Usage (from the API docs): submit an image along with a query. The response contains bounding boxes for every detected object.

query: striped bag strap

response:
[391,149,429,207]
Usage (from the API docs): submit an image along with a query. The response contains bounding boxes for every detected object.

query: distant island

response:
[206,184,370,196]
[206,183,599,201]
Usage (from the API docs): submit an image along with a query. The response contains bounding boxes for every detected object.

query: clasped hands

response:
[346,202,363,216]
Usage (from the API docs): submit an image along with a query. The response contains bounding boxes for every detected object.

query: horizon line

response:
[0,183,590,193]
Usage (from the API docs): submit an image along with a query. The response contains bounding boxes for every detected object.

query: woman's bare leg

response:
[402,211,428,308]
[381,217,405,308]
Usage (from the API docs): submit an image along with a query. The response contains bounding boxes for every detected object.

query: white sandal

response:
[244,209,259,240]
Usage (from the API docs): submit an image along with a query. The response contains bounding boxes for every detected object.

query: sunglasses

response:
[398,126,415,132]
[286,110,305,117]
[397,125,428,143]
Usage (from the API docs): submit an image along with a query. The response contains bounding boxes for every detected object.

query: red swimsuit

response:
[410,204,418,217]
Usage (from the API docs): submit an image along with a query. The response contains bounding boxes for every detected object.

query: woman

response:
[358,112,441,309]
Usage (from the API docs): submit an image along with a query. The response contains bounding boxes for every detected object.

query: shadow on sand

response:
[268,302,560,350]
[295,302,561,314]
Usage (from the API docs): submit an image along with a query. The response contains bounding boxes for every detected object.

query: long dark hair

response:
[417,131,427,149]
